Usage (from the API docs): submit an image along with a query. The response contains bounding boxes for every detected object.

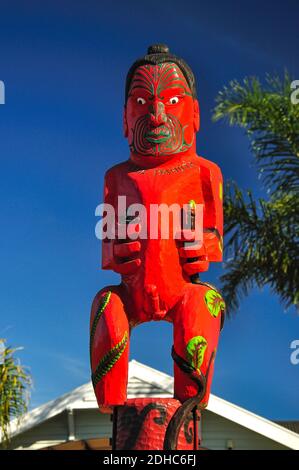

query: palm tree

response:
[212,72,299,313]
[0,339,31,447]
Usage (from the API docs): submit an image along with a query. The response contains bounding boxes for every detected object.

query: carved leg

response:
[171,283,225,406]
[90,286,129,407]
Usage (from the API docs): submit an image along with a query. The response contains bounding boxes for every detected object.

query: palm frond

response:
[222,182,299,314]
[213,72,299,193]
[0,339,31,448]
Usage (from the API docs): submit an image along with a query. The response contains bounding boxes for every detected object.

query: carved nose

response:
[149,101,167,126]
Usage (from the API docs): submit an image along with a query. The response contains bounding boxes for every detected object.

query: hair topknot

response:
[147,44,169,55]
[125,44,197,103]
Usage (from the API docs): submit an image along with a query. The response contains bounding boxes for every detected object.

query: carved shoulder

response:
[104,160,132,188]
[198,155,222,180]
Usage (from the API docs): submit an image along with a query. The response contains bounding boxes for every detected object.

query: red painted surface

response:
[90,48,224,427]
[114,398,198,450]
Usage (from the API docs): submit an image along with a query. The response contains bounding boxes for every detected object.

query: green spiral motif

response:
[204,289,225,318]
[90,291,111,359]
[92,331,128,388]
[186,335,208,371]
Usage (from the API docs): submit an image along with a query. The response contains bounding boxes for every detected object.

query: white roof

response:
[6,359,299,450]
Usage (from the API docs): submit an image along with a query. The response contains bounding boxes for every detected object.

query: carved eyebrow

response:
[158,82,192,97]
[162,88,186,96]
[128,86,152,95]
[128,88,188,103]
[127,90,155,103]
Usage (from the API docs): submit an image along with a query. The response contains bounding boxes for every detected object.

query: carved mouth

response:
[145,126,171,143]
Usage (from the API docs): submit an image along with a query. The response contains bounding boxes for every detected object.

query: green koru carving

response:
[92,331,128,387]
[90,291,111,359]
[204,289,225,318]
[186,335,208,371]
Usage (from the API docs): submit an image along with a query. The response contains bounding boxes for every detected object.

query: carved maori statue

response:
[90,44,225,450]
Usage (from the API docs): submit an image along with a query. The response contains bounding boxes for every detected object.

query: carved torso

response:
[104,154,212,324]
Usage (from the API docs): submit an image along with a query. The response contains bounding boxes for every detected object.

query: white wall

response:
[201,410,287,450]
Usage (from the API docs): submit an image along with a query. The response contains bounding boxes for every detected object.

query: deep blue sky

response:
[0,0,298,419]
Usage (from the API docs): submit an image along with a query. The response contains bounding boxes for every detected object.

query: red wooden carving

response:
[90,44,225,450]
[113,398,199,450]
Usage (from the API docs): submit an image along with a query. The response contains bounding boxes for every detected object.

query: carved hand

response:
[112,239,141,275]
[177,229,209,275]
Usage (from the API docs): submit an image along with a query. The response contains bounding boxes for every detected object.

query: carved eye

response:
[169,96,179,105]
[137,97,146,105]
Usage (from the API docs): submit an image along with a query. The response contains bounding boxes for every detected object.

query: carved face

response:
[124,62,199,159]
